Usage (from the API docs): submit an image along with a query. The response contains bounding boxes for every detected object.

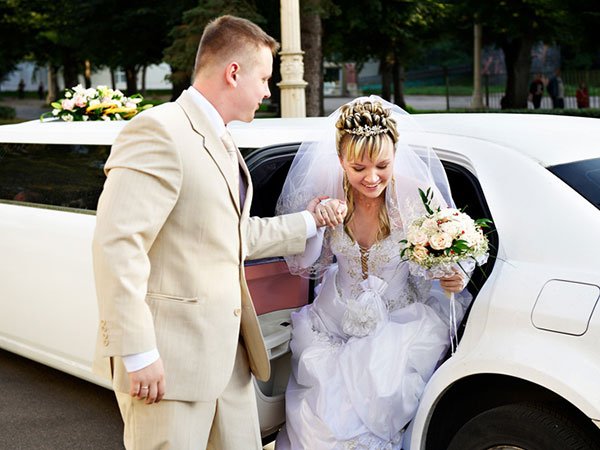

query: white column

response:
[471,23,484,109]
[278,0,307,117]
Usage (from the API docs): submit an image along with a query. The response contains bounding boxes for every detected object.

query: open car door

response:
[244,143,311,439]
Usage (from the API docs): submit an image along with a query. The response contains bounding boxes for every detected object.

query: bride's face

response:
[341,138,394,200]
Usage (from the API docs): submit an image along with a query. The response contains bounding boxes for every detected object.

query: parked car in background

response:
[0,114,599,449]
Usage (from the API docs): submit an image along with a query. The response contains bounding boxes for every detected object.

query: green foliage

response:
[324,0,450,66]
[0,0,35,81]
[0,105,16,120]
[412,108,600,118]
[164,0,264,87]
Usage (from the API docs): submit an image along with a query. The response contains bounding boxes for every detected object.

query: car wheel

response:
[447,402,600,450]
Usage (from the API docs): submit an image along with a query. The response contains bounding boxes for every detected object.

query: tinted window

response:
[549,157,600,210]
[0,143,109,211]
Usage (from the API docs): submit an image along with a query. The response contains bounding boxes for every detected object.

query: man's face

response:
[233,45,273,122]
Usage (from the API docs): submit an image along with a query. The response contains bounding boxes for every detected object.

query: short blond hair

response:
[193,15,279,79]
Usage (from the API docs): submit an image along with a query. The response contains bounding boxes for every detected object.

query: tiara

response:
[347,124,387,137]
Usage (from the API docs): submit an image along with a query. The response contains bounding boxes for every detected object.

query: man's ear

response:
[225,62,240,87]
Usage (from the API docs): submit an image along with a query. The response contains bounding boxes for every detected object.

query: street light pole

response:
[278,0,307,117]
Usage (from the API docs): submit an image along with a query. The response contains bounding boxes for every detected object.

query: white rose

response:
[125,101,136,109]
[440,220,461,237]
[429,232,453,250]
[422,218,439,233]
[407,226,428,246]
[412,245,429,263]
[63,113,74,122]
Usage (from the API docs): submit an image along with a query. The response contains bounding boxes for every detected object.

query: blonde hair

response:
[193,15,279,79]
[335,100,399,243]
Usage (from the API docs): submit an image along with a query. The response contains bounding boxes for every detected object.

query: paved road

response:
[0,348,123,449]
[0,349,277,449]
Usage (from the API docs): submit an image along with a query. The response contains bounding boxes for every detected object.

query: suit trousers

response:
[115,342,262,450]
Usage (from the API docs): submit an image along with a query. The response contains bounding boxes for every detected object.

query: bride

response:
[275,97,471,449]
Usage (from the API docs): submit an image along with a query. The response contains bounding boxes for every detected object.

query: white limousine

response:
[0,113,599,449]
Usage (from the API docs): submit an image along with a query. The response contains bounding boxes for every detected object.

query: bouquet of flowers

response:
[41,84,152,122]
[401,188,491,352]
[401,188,490,280]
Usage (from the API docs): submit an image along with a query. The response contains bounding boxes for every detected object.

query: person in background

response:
[547,69,565,109]
[528,73,544,109]
[576,82,590,109]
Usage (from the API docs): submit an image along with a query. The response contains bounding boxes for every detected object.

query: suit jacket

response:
[92,88,307,401]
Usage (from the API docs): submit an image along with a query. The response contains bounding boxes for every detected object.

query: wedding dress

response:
[276,226,464,450]
[274,95,467,449]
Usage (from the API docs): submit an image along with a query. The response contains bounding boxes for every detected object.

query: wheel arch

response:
[424,373,600,450]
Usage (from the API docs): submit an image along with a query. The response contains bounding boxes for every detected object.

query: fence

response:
[362,66,600,110]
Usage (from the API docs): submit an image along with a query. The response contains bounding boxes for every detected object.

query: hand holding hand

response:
[128,358,166,404]
[307,197,347,229]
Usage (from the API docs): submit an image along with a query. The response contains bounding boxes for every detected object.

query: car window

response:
[548,157,600,210]
[0,143,109,212]
[248,144,299,218]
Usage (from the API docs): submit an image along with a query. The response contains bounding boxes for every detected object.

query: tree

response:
[164,0,264,100]
[560,0,600,70]
[82,0,191,95]
[324,0,449,108]
[6,0,91,99]
[450,0,575,109]
[301,0,324,116]
[0,0,32,87]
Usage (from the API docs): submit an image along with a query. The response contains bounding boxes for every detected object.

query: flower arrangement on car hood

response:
[41,84,152,122]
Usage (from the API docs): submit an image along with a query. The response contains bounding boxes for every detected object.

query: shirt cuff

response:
[122,348,160,372]
[300,210,317,238]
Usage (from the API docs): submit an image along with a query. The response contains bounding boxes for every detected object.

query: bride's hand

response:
[307,197,347,228]
[439,272,465,293]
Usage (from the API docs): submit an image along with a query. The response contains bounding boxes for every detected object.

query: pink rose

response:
[73,95,86,108]
[61,99,75,111]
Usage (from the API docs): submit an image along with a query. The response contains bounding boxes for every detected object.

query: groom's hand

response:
[128,358,166,404]
[307,196,347,229]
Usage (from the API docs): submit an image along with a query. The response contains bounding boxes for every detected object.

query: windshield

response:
[548,157,600,210]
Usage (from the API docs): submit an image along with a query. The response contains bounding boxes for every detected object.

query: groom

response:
[92,15,338,449]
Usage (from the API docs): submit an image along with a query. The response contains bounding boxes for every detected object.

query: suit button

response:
[103,339,109,347]
[233,308,241,317]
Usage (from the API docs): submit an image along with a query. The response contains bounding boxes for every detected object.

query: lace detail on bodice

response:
[330,226,404,296]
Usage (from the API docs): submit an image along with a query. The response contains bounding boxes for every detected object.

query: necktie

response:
[221,130,241,200]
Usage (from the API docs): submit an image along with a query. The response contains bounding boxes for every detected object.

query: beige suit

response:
[92,88,306,447]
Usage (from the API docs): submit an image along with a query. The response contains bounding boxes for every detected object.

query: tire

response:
[447,402,600,450]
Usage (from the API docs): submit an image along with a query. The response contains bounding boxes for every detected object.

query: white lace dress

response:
[276,227,460,450]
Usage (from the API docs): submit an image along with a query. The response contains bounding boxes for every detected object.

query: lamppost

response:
[278,0,307,117]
